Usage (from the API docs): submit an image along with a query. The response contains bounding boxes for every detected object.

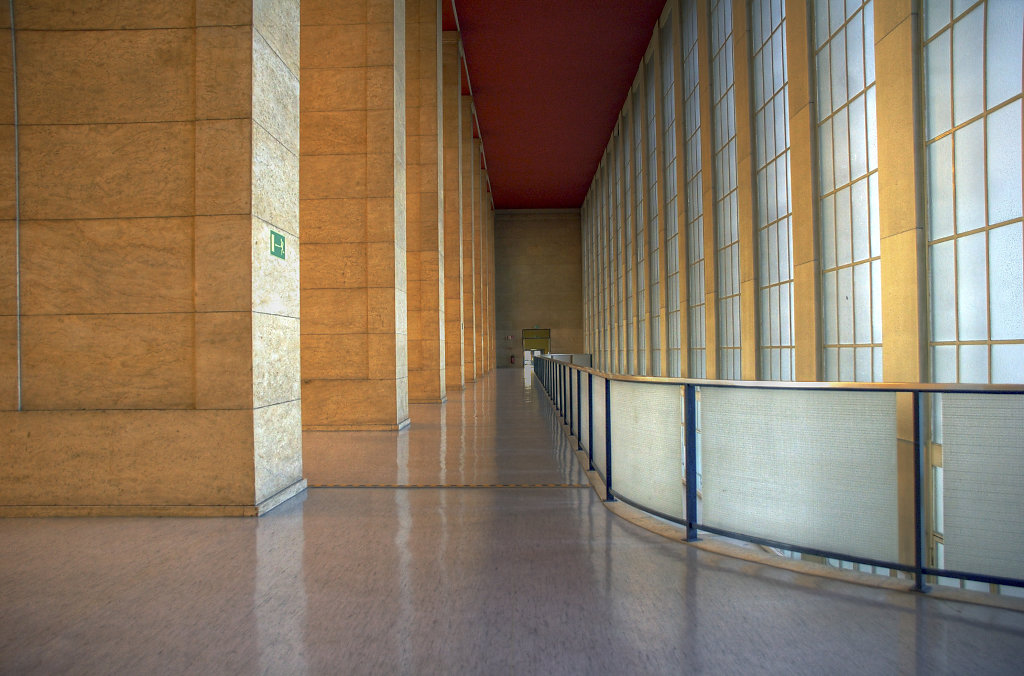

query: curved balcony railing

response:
[533,355,1024,595]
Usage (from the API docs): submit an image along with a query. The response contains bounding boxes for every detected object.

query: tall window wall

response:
[646,57,663,376]
[752,0,794,380]
[580,0,1022,392]
[711,0,741,379]
[924,0,1023,385]
[816,0,881,382]
[682,0,705,378]
[662,16,682,377]
[634,87,648,375]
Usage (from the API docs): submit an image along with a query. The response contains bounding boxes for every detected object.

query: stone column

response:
[786,0,822,382]
[461,95,477,381]
[406,0,445,403]
[300,0,409,430]
[874,0,927,567]
[0,0,304,515]
[441,32,464,390]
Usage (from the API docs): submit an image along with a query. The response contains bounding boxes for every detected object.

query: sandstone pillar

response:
[300,0,409,430]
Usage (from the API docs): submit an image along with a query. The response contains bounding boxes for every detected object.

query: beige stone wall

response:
[0,0,303,515]
[494,210,584,366]
[441,33,464,390]
[300,0,410,430]
[460,96,476,380]
[405,0,445,403]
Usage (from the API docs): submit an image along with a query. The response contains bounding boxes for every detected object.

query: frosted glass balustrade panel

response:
[579,373,590,454]
[609,381,685,520]
[701,387,899,562]
[591,376,607,477]
[942,394,1024,580]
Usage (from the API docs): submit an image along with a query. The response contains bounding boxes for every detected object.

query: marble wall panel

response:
[301,334,369,380]
[14,1,194,30]
[253,398,302,503]
[367,332,397,379]
[252,312,301,408]
[15,28,193,125]
[301,198,366,243]
[301,0,367,27]
[0,127,11,218]
[197,26,253,120]
[301,24,367,69]
[252,216,300,317]
[0,409,255,506]
[0,315,15,410]
[301,242,366,289]
[196,215,252,312]
[300,154,367,200]
[197,118,253,216]
[301,111,367,156]
[368,287,399,334]
[253,30,299,153]
[19,122,194,219]
[20,313,194,410]
[301,68,367,112]
[254,0,299,75]
[195,311,253,410]
[19,218,193,315]
[0,220,15,314]
[252,123,299,233]
[301,379,398,430]
[301,288,368,334]
[196,0,253,27]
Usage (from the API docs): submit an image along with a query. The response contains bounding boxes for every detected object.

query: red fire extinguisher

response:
[510,354,515,365]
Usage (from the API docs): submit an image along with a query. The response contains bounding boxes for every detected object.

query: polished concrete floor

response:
[2,369,1024,674]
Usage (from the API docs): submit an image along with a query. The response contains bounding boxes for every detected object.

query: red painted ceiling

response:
[443,0,667,209]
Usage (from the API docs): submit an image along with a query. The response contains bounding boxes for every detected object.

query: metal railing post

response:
[684,384,698,541]
[605,376,614,502]
[576,369,582,451]
[587,373,594,471]
[913,391,927,592]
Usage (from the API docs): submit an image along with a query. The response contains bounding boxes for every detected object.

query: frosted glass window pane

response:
[866,86,877,171]
[839,346,855,380]
[819,117,834,191]
[992,344,1024,383]
[864,1,875,85]
[954,120,986,233]
[836,186,852,265]
[814,0,829,48]
[924,0,950,39]
[987,0,1024,108]
[854,262,871,344]
[833,107,850,187]
[823,270,838,344]
[816,48,832,121]
[928,135,955,240]
[780,216,792,279]
[869,173,880,256]
[849,93,867,180]
[855,346,872,381]
[933,344,957,382]
[957,232,988,341]
[825,346,839,379]
[819,190,835,266]
[829,0,845,34]
[952,7,984,126]
[830,31,847,111]
[989,223,1024,340]
[846,12,864,96]
[776,152,789,216]
[925,32,952,139]
[872,346,883,381]
[838,266,854,343]
[872,259,883,342]
[852,179,870,261]
[958,344,988,382]
[781,283,792,344]
[952,0,974,18]
[987,101,1023,225]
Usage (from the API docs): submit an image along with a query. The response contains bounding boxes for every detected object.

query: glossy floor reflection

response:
[2,369,1024,675]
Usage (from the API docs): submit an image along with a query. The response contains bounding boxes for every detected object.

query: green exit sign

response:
[270,231,286,259]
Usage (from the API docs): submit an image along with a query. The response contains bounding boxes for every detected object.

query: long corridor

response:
[2,369,1024,674]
